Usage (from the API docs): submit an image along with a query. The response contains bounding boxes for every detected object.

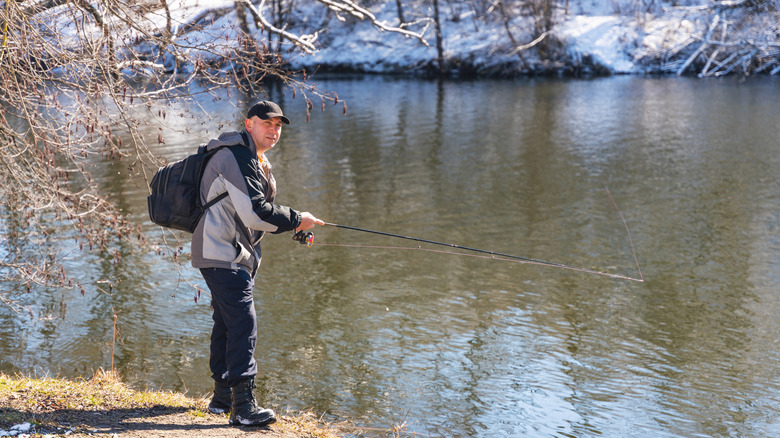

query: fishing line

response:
[605,186,644,282]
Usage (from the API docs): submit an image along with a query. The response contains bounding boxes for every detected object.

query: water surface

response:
[2,75,779,437]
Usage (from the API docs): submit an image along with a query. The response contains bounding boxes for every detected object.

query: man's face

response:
[245,116,284,155]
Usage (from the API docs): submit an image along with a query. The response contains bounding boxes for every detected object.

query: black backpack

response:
[147,145,228,233]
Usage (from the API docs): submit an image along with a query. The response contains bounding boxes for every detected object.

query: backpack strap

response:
[202,191,228,210]
[197,139,246,212]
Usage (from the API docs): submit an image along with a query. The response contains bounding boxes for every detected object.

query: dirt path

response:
[0,405,342,437]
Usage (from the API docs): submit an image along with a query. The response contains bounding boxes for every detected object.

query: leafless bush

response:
[0,0,428,311]
[632,3,780,76]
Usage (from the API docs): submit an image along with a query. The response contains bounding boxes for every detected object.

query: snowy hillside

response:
[150,0,777,77]
[26,0,780,78]
[280,0,779,76]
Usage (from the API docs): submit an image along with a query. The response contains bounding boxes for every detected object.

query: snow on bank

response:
[557,15,637,73]
[41,0,771,76]
[133,0,711,76]
[278,1,718,75]
[279,1,776,77]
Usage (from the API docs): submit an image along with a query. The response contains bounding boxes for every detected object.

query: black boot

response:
[229,378,276,426]
[207,379,231,414]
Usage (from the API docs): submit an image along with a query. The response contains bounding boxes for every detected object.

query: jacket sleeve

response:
[220,146,302,233]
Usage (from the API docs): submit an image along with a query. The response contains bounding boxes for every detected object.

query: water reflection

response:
[2,75,780,437]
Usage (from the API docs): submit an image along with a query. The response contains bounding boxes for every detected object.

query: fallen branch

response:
[677,13,720,75]
[509,30,552,56]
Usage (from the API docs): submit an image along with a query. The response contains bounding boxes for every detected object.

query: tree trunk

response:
[534,0,555,59]
[432,0,444,73]
[236,1,250,37]
[395,0,405,24]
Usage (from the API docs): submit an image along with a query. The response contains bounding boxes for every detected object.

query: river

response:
[2,75,779,437]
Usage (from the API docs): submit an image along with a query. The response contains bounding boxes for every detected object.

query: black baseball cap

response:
[247,100,290,125]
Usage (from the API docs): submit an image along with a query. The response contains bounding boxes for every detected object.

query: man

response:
[191,100,323,426]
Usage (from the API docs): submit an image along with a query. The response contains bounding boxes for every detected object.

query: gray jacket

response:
[191,130,301,276]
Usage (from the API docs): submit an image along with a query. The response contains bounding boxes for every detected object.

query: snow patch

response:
[0,423,32,437]
[558,16,636,73]
[636,12,703,57]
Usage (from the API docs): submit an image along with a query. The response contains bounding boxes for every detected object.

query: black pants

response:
[200,267,257,387]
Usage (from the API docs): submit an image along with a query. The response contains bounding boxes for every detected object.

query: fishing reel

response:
[292,230,314,247]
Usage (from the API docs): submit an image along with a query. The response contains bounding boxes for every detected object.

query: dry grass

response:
[0,369,345,438]
[0,369,198,410]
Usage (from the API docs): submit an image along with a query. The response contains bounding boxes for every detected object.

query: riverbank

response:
[18,0,780,80]
[289,3,780,78]
[0,371,344,438]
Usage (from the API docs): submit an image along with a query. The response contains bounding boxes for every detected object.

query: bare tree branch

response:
[239,0,318,53]
[315,0,430,45]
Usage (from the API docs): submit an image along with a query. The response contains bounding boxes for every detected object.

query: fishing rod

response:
[294,223,644,282]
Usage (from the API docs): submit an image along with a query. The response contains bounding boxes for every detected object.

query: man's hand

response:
[296,212,324,231]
